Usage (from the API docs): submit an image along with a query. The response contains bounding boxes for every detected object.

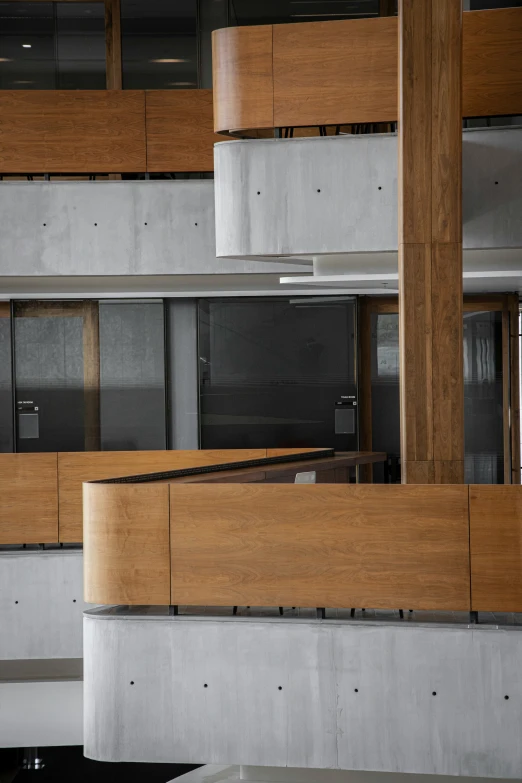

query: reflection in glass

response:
[0,309,13,452]
[464,311,504,483]
[121,0,197,89]
[0,2,105,89]
[199,297,357,450]
[228,0,379,25]
[99,301,166,451]
[369,309,506,484]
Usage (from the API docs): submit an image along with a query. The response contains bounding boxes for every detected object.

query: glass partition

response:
[199,297,357,450]
[0,2,105,89]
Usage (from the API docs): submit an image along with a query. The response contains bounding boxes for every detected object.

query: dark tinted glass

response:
[121,0,197,89]
[228,0,379,25]
[56,2,105,89]
[464,310,505,483]
[199,297,357,450]
[370,312,400,482]
[369,308,507,484]
[99,301,166,451]
[0,310,13,452]
[13,304,86,452]
[0,2,105,89]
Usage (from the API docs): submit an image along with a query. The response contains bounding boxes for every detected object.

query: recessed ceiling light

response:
[150,58,188,64]
[167,81,195,86]
[12,80,34,84]
[0,58,12,63]
[22,44,32,48]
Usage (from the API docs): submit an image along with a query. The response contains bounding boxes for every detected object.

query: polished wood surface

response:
[509,295,521,485]
[84,483,170,605]
[170,484,470,610]
[212,25,274,132]
[273,17,397,129]
[0,91,146,173]
[399,0,464,484]
[212,9,522,133]
[105,0,122,90]
[146,90,220,172]
[470,486,522,611]
[463,8,522,119]
[0,90,219,174]
[58,449,267,542]
[0,454,58,544]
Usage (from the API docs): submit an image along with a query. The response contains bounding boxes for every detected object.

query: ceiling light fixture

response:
[22,44,32,48]
[12,80,34,84]
[0,58,12,63]
[150,58,188,63]
[167,81,195,86]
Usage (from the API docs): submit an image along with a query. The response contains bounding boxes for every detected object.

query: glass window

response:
[199,297,357,450]
[228,0,379,25]
[56,2,106,89]
[0,306,13,453]
[369,307,507,484]
[0,1,105,89]
[99,301,166,451]
[121,0,197,89]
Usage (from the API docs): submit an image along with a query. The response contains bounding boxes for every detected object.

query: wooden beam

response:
[83,302,101,453]
[379,0,396,16]
[105,0,122,90]
[508,294,521,485]
[398,0,463,484]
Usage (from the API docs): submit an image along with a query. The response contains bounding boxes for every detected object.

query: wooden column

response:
[398,0,464,484]
[105,0,122,90]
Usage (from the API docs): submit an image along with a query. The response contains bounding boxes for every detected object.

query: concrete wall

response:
[0,180,300,278]
[84,613,522,778]
[0,551,86,660]
[0,680,83,747]
[215,127,522,258]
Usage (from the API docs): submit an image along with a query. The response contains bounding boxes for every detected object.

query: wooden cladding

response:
[0,89,218,173]
[398,0,464,485]
[212,8,522,133]
[0,454,59,544]
[170,484,470,611]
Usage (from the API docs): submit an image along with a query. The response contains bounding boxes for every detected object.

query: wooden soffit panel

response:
[170,483,471,611]
[213,8,522,132]
[470,485,522,613]
[0,454,59,544]
[0,91,146,173]
[146,89,221,172]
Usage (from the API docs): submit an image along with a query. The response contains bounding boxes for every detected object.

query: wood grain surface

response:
[84,482,170,605]
[58,449,266,542]
[212,25,274,132]
[170,484,470,610]
[0,90,146,173]
[470,485,522,611]
[146,89,221,172]
[273,17,397,128]
[212,9,522,133]
[0,454,59,544]
[399,0,464,484]
[104,0,122,90]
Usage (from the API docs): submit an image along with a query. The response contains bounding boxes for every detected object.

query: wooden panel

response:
[212,25,274,133]
[170,484,470,610]
[463,8,522,119]
[0,302,10,317]
[0,454,58,544]
[213,9,522,133]
[82,302,101,452]
[105,0,122,90]
[399,0,464,485]
[470,485,522,611]
[273,17,397,128]
[265,448,330,458]
[84,483,170,605]
[0,91,146,173]
[146,90,221,172]
[58,449,266,542]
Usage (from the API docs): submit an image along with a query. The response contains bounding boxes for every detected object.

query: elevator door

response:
[13,301,99,453]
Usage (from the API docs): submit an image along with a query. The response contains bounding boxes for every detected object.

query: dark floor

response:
[0,747,199,783]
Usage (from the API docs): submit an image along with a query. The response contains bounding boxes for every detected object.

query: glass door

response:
[13,301,100,452]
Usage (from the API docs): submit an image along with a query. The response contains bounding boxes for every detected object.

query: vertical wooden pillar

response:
[398,0,464,484]
[105,0,122,90]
